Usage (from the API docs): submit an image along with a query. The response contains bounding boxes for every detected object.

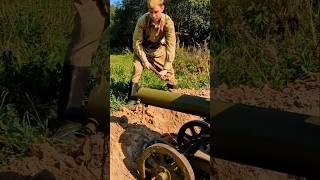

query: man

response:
[127,0,177,109]
[56,0,109,133]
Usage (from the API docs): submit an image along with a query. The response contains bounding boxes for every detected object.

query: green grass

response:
[0,91,50,163]
[211,1,320,89]
[0,0,73,163]
[110,46,210,111]
[0,0,108,163]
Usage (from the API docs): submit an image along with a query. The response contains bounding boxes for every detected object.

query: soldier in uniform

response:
[57,0,109,132]
[127,0,177,108]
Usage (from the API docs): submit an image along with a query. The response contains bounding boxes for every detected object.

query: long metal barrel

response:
[211,101,320,178]
[136,87,209,117]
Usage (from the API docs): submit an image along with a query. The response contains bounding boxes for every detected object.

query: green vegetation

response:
[110,0,210,49]
[211,0,320,89]
[0,91,49,161]
[0,0,108,162]
[110,44,209,111]
[110,0,210,111]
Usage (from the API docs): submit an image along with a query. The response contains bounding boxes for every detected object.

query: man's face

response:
[149,5,164,23]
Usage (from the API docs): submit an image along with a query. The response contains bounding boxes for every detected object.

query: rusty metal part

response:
[137,143,195,180]
[177,120,210,154]
[137,87,209,117]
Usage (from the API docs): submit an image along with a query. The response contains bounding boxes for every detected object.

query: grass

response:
[0,0,108,163]
[0,0,73,163]
[110,44,210,111]
[211,0,320,89]
[0,91,49,163]
[0,90,83,163]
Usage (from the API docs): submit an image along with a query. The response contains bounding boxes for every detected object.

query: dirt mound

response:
[213,73,320,116]
[0,133,108,180]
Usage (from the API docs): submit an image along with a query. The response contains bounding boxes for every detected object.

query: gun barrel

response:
[211,102,320,178]
[137,87,209,117]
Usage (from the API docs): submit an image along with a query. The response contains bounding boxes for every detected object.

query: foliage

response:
[0,0,109,161]
[0,0,74,110]
[110,0,210,50]
[0,91,49,162]
[166,0,210,45]
[211,0,320,89]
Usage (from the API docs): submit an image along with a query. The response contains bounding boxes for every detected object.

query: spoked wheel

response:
[137,143,195,180]
[177,120,210,154]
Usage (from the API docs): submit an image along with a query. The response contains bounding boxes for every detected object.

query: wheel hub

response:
[154,166,171,180]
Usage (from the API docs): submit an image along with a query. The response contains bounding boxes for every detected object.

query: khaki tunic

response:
[131,13,177,85]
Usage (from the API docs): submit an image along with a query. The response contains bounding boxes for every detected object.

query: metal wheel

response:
[137,143,195,180]
[177,120,210,154]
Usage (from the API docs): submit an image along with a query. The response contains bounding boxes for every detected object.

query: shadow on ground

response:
[0,169,56,180]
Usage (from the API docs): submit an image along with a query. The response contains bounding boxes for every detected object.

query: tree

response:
[110,0,210,50]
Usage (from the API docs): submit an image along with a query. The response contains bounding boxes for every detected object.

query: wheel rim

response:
[138,143,195,180]
[177,120,210,154]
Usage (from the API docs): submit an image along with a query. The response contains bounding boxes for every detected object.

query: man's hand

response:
[143,61,152,70]
[159,70,167,79]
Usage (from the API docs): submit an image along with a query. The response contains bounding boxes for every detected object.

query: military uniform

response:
[68,0,108,67]
[57,0,109,127]
[128,12,177,100]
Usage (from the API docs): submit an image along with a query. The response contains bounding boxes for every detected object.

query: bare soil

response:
[0,133,108,180]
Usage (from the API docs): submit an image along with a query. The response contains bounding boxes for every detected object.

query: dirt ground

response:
[0,133,108,180]
[0,73,318,180]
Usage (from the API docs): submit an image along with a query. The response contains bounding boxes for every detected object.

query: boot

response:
[167,83,178,91]
[126,82,139,110]
[57,64,90,125]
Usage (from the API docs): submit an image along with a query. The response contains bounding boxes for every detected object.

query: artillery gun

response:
[135,87,211,180]
[135,87,320,180]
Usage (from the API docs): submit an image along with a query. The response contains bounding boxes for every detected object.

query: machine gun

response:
[136,87,211,180]
[135,87,320,180]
